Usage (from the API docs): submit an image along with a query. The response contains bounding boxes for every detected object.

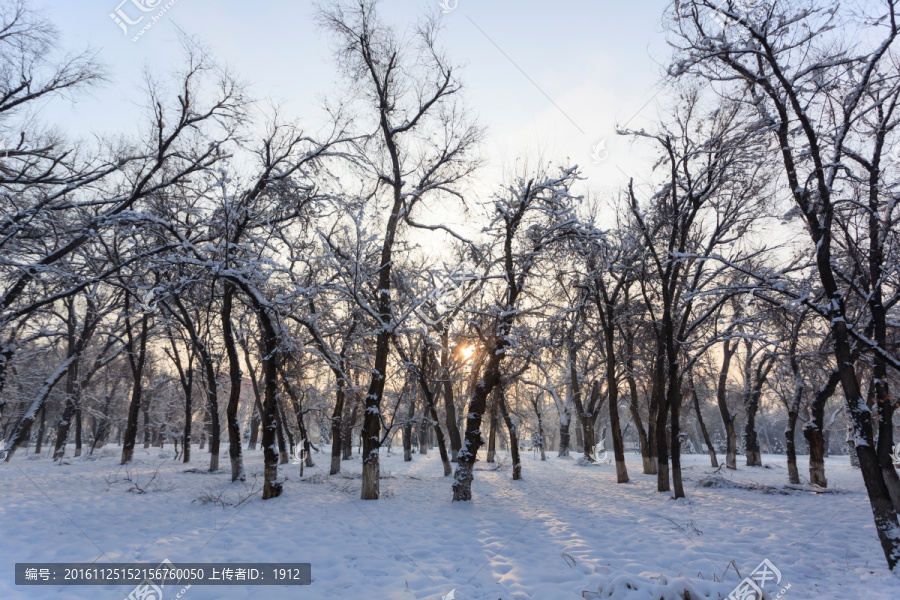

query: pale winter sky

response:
[39,0,674,211]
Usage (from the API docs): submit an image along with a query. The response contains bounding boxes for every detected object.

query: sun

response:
[459,345,475,361]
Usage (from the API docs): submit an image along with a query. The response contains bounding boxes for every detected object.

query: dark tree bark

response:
[73,406,82,457]
[803,370,841,488]
[403,382,414,462]
[397,340,452,476]
[715,339,739,470]
[569,348,593,462]
[497,387,521,480]
[274,395,290,465]
[121,305,149,465]
[52,301,86,459]
[623,343,652,474]
[529,394,547,461]
[688,373,718,468]
[221,283,244,481]
[168,296,220,472]
[331,381,348,473]
[557,412,572,457]
[744,350,774,468]
[34,404,47,455]
[279,365,314,469]
[52,295,107,460]
[441,330,462,462]
[650,338,670,490]
[342,401,358,461]
[248,411,260,451]
[486,396,499,464]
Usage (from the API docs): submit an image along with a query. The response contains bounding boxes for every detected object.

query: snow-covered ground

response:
[1,446,897,599]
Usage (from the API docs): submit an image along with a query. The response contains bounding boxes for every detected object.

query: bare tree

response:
[668,0,900,566]
[319,0,480,499]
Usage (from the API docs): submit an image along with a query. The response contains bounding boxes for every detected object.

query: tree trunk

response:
[453,347,506,501]
[418,417,428,454]
[569,348,595,462]
[608,379,628,483]
[804,371,840,487]
[558,416,571,457]
[497,388,521,480]
[183,368,193,463]
[403,384,414,462]
[342,402,357,460]
[280,368,314,469]
[256,309,283,500]
[73,405,82,458]
[274,395,290,465]
[121,312,149,465]
[142,398,152,449]
[743,352,772,468]
[622,319,652,474]
[667,374,684,499]
[53,360,81,460]
[689,374,717,468]
[441,330,462,462]
[530,396,547,461]
[248,411,259,451]
[785,408,800,484]
[330,385,346,474]
[35,404,47,455]
[221,283,245,482]
[715,339,739,470]
[651,339,670,491]
[486,397,498,463]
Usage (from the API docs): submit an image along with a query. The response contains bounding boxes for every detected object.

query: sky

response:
[36,0,674,198]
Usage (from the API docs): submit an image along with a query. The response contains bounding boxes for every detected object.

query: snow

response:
[1,448,898,599]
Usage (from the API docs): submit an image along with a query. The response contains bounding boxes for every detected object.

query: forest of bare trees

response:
[2,0,899,573]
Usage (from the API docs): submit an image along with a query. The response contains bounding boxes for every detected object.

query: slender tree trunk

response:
[221,283,244,482]
[342,402,357,460]
[121,312,149,465]
[248,411,259,450]
[53,305,83,460]
[404,343,453,476]
[403,384,414,462]
[531,396,547,461]
[274,395,290,465]
[607,375,628,483]
[667,375,684,499]
[279,367,314,468]
[441,331,462,462]
[715,339,739,470]
[331,385,346,474]
[646,404,659,475]
[35,405,47,455]
[651,339,670,491]
[689,374,717,468]
[497,388,521,480]
[569,348,595,462]
[486,397,498,463]
[73,405,82,458]
[418,415,428,454]
[53,361,81,460]
[558,414,571,457]
[142,399,152,449]
[183,368,193,463]
[622,321,652,474]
